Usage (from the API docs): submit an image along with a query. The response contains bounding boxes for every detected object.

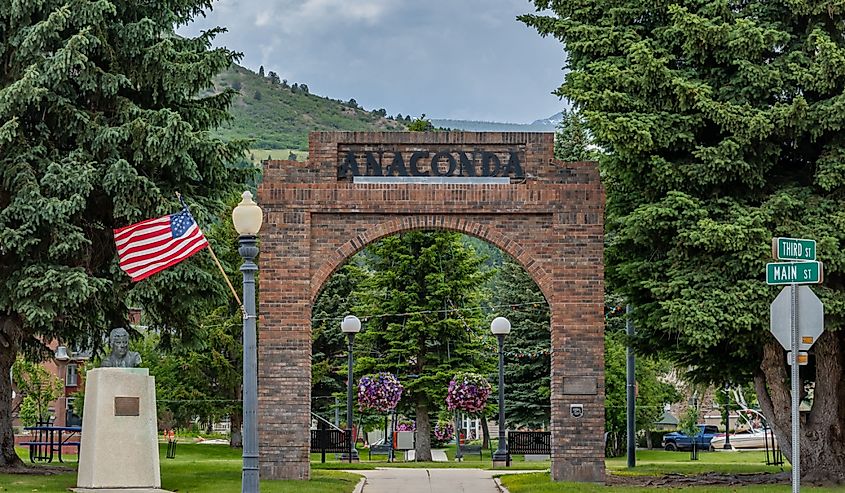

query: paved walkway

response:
[352,468,501,493]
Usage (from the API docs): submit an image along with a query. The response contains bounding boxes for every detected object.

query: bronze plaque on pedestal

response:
[114,396,140,416]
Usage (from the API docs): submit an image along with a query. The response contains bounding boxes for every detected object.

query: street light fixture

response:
[490,316,511,467]
[233,191,263,493]
[54,346,70,361]
[340,315,361,463]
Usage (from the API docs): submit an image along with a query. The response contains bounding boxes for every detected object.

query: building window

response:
[66,363,78,387]
[66,397,82,426]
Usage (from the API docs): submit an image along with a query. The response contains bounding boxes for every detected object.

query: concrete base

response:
[524,454,551,461]
[77,368,160,489]
[492,460,509,468]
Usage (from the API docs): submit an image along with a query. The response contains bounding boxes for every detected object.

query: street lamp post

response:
[233,191,263,493]
[724,385,732,450]
[340,315,361,463]
[454,410,463,461]
[54,346,70,426]
[490,316,511,467]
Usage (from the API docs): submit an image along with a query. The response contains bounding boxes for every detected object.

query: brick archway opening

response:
[257,132,605,482]
[309,216,554,305]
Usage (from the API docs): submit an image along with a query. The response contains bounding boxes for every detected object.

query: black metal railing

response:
[764,423,784,466]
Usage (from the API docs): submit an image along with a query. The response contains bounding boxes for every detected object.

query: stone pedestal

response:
[77,368,160,489]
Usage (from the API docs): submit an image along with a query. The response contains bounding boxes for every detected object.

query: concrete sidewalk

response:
[352,468,501,493]
[404,448,449,462]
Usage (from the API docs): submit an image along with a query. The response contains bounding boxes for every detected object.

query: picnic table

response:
[21,425,82,463]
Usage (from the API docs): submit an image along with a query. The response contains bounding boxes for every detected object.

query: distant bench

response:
[368,444,393,461]
[458,444,483,460]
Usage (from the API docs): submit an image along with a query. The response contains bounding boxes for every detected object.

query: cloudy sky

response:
[178,0,567,123]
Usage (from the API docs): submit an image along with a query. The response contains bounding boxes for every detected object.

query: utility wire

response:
[311,300,549,324]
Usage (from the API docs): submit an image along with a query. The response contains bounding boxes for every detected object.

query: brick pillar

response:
[258,210,312,479]
[549,212,605,482]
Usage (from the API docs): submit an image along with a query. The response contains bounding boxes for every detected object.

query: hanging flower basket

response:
[434,422,454,441]
[357,372,404,412]
[396,420,415,432]
[446,372,491,414]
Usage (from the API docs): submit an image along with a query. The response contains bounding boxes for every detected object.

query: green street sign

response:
[772,237,816,261]
[766,261,823,285]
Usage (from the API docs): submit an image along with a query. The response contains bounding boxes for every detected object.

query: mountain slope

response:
[431,112,563,132]
[212,65,405,150]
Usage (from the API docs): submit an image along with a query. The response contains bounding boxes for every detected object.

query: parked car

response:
[709,428,778,451]
[662,424,720,451]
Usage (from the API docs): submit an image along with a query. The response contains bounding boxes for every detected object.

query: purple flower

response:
[434,422,454,441]
[445,372,491,413]
[357,372,404,412]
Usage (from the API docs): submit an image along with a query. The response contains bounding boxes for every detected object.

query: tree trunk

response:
[415,397,432,461]
[229,411,243,448]
[755,331,845,484]
[0,316,25,469]
[481,415,490,449]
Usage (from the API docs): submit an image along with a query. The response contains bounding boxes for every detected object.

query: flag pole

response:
[176,192,247,317]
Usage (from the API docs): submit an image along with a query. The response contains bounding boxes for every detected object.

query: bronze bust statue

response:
[101,327,142,368]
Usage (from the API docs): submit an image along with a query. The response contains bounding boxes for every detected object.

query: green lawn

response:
[0,444,361,493]
[607,450,791,476]
[500,473,842,493]
[498,450,833,492]
[4,445,824,492]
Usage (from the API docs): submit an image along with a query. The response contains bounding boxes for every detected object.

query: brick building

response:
[257,132,605,482]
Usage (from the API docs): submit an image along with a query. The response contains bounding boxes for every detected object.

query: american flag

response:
[114,207,208,282]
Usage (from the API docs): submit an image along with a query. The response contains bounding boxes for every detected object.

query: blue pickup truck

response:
[662,424,720,451]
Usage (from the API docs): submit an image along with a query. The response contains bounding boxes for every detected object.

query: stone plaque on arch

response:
[257,131,605,482]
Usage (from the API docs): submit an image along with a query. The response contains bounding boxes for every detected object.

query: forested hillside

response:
[211,64,406,151]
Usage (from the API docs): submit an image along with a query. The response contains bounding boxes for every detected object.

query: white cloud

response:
[179,0,565,122]
[254,11,272,27]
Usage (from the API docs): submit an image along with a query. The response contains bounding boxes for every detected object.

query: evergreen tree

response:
[0,0,246,467]
[258,65,265,77]
[267,71,280,85]
[554,109,595,161]
[490,258,550,429]
[523,0,845,480]
[353,232,493,461]
[311,262,367,419]
[407,114,435,132]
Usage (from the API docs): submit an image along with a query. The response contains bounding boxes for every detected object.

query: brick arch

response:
[309,215,553,304]
[257,132,605,483]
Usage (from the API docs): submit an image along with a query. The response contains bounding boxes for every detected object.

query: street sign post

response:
[772,237,816,261]
[766,261,823,285]
[767,236,823,493]
[770,285,824,351]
